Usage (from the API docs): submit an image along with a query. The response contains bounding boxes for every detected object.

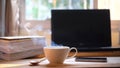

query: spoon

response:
[29,57,46,66]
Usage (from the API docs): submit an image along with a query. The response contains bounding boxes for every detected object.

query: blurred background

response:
[0,0,120,46]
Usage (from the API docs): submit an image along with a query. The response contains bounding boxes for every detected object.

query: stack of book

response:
[0,36,46,60]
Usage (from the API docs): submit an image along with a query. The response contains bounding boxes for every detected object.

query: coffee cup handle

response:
[67,47,78,59]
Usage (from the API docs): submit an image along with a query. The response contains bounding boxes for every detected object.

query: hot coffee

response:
[44,46,77,64]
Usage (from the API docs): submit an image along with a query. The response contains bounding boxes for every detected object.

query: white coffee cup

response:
[44,46,77,64]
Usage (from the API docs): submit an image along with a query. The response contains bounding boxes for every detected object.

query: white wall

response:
[98,0,120,20]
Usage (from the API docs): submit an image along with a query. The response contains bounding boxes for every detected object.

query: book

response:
[0,36,46,60]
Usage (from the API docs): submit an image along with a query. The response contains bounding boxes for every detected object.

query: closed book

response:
[0,36,46,60]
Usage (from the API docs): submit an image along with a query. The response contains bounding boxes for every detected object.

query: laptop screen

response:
[51,9,111,51]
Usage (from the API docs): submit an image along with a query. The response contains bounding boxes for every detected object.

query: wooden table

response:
[0,57,120,68]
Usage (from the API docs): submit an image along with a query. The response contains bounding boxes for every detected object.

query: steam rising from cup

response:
[24,23,43,36]
[24,23,47,46]
[51,41,63,46]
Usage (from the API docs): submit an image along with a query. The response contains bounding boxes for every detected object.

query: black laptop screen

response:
[51,9,111,50]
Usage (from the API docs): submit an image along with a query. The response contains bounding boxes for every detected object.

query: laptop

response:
[51,9,120,52]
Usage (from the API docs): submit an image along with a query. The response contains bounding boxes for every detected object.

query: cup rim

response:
[44,46,70,49]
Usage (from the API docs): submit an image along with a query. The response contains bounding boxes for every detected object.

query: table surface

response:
[0,57,120,68]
